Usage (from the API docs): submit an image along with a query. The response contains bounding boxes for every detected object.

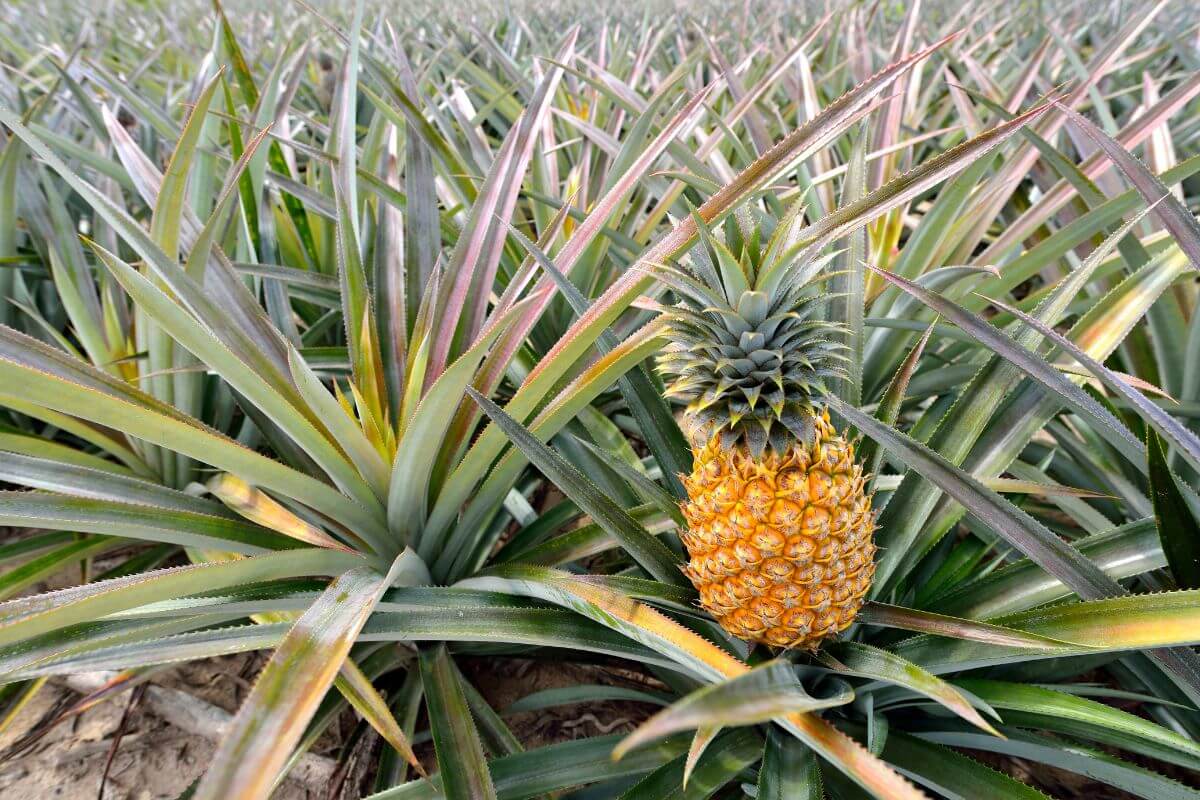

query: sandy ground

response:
[0,654,661,800]
[0,654,315,800]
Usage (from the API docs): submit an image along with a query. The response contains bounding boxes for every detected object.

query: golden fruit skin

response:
[680,414,875,649]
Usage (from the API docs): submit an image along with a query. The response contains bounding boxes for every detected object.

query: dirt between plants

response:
[0,654,317,800]
[0,654,662,800]
[462,656,663,746]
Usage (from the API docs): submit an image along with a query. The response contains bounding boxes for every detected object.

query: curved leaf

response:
[820,642,1000,737]
[614,659,854,759]
[466,388,687,587]
[898,590,1200,672]
[193,553,410,800]
[956,680,1200,771]
[418,643,497,800]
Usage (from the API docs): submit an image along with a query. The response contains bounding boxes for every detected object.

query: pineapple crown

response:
[654,205,847,458]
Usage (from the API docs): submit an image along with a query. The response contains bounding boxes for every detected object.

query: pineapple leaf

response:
[193,550,416,800]
[613,659,854,759]
[1147,429,1200,589]
[858,603,1082,651]
[898,590,1200,672]
[818,641,1001,738]
[830,396,1200,703]
[757,728,822,800]
[920,727,1200,800]
[467,388,688,587]
[846,725,1051,800]
[417,643,498,800]
[1057,103,1200,273]
[364,734,688,800]
[956,680,1200,771]
[0,549,361,649]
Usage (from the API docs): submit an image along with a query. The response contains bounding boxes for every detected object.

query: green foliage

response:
[0,0,1198,798]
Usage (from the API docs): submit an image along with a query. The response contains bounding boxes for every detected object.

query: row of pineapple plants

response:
[0,0,1199,797]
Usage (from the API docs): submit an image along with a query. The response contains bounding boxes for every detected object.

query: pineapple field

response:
[1,0,1200,797]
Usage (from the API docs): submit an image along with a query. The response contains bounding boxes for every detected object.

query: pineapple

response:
[656,212,875,649]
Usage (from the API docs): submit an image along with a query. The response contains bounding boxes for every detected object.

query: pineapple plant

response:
[0,2,1199,800]
[655,215,875,648]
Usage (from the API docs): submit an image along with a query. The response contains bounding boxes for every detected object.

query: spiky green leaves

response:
[655,214,845,457]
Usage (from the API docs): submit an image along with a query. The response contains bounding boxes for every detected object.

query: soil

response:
[0,654,317,800]
[0,537,326,800]
[460,656,661,747]
[0,654,663,800]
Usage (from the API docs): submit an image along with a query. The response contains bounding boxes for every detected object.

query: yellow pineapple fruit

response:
[655,210,875,649]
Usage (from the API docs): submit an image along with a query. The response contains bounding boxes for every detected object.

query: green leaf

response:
[782,101,1053,276]
[934,519,1163,619]
[1147,429,1200,588]
[418,643,498,800]
[426,31,576,378]
[956,680,1200,771]
[0,433,137,477]
[858,603,1081,651]
[0,492,298,555]
[991,295,1200,474]
[459,565,926,799]
[286,345,391,499]
[820,642,1000,737]
[871,200,1158,593]
[456,663,522,759]
[15,103,295,393]
[859,322,932,486]
[829,397,1127,601]
[0,536,120,601]
[193,554,407,800]
[0,452,230,517]
[616,728,760,800]
[467,388,687,588]
[1057,102,1200,273]
[573,437,685,526]
[0,333,386,546]
[505,685,669,714]
[830,119,868,406]
[87,240,386,524]
[832,396,1200,700]
[7,622,286,678]
[897,590,1200,672]
[428,321,666,576]
[364,734,686,800]
[920,726,1200,800]
[150,69,224,260]
[873,268,1143,464]
[366,591,669,668]
[614,659,853,759]
[0,531,79,566]
[507,223,691,500]
[0,549,361,648]
[850,725,1051,800]
[337,657,426,775]
[389,299,533,547]
[757,728,821,800]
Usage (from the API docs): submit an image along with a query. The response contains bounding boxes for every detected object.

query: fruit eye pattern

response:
[681,413,876,649]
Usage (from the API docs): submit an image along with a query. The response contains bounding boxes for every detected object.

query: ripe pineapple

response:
[655,212,875,649]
